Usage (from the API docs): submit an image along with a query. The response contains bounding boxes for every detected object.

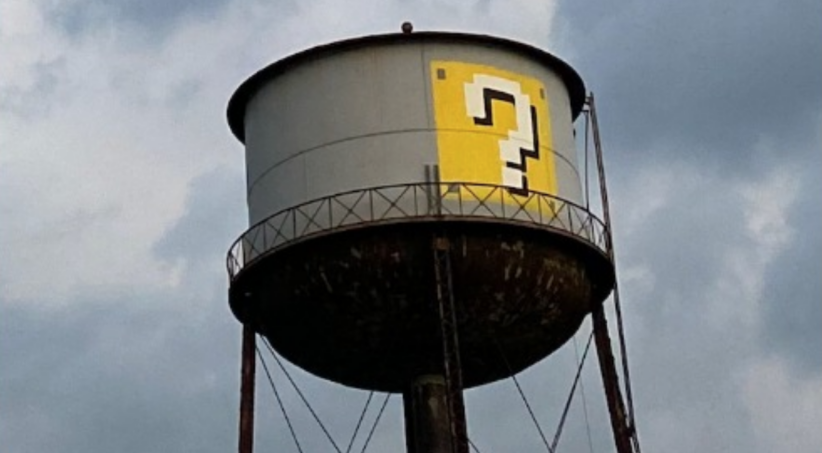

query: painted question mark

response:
[464,74,541,196]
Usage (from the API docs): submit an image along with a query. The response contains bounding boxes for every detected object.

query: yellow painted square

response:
[430,61,557,211]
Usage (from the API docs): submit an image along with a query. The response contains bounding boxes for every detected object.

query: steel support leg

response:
[591,307,634,453]
[238,324,256,453]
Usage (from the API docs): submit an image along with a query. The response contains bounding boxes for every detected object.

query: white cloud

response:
[706,163,799,330]
[739,163,798,254]
[613,160,680,238]
[0,0,562,309]
[1,2,235,307]
[0,0,64,93]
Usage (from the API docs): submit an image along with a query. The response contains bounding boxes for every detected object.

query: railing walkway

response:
[227,182,609,280]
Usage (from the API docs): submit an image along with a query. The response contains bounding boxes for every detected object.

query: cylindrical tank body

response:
[227,32,613,392]
[230,33,586,225]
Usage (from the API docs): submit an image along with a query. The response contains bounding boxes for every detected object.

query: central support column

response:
[403,375,461,453]
[410,234,468,453]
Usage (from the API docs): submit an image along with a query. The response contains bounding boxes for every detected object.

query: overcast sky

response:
[1,0,820,452]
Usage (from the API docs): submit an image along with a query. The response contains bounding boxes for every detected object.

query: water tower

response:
[225,30,637,453]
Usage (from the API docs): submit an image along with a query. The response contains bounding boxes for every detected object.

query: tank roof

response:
[226,31,587,143]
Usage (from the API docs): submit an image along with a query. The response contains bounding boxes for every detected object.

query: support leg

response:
[238,324,256,453]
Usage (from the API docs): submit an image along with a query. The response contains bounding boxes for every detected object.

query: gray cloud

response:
[558,0,822,379]
[153,166,246,269]
[559,0,822,177]
[0,57,67,118]
[0,294,239,453]
[2,0,820,452]
[46,0,245,42]
[553,1,822,449]
[0,168,245,452]
[606,170,761,451]
[615,169,748,303]
[760,159,822,375]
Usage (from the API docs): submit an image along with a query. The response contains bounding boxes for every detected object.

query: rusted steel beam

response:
[238,324,256,453]
[591,308,634,453]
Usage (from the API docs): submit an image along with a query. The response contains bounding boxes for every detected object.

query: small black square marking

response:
[436,68,446,80]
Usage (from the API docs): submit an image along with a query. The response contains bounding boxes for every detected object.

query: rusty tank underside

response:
[229,220,613,392]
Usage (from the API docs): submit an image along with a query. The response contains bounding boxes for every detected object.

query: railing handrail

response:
[226,182,609,280]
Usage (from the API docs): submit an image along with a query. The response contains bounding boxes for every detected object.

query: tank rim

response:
[226,31,587,143]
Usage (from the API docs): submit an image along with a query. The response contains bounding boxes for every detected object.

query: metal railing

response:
[226,182,609,280]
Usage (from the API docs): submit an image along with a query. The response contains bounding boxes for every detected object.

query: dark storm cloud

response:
[0,169,246,452]
[553,0,821,447]
[557,0,822,377]
[558,0,822,176]
[0,294,240,453]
